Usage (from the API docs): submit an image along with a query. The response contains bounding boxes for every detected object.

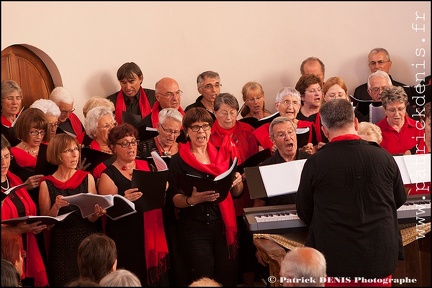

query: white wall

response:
[2,1,430,122]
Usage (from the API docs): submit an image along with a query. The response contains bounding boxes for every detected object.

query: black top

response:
[107,88,157,118]
[184,95,216,121]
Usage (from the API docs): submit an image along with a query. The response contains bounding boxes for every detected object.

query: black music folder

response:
[176,158,238,204]
[35,143,58,175]
[131,169,169,212]
[80,147,114,172]
[1,183,27,202]
[296,127,310,148]
[237,149,272,174]
[1,211,75,226]
[238,112,279,129]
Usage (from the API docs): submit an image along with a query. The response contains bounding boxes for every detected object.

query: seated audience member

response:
[189,277,222,287]
[185,71,221,121]
[1,259,21,287]
[97,123,169,286]
[358,122,383,145]
[1,80,24,146]
[300,57,326,86]
[254,116,311,207]
[295,74,328,147]
[353,48,406,105]
[377,86,423,155]
[253,87,314,154]
[30,98,61,141]
[240,81,272,119]
[1,230,25,286]
[49,86,85,139]
[77,233,117,284]
[1,134,48,287]
[107,62,157,125]
[99,269,142,287]
[279,247,327,287]
[140,77,185,128]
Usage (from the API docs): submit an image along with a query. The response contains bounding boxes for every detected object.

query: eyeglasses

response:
[158,90,183,98]
[274,130,296,140]
[279,100,299,107]
[60,108,75,114]
[386,107,406,114]
[160,124,181,136]
[1,153,13,161]
[62,146,79,154]
[29,130,46,137]
[217,110,238,118]
[245,96,264,102]
[369,86,388,94]
[98,122,117,130]
[326,93,346,99]
[189,124,211,132]
[2,95,23,101]
[369,60,389,67]
[304,87,322,94]
[116,140,139,148]
[202,83,222,90]
[48,122,60,128]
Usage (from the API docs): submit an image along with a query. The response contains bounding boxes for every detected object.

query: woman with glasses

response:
[1,134,48,287]
[97,123,169,286]
[240,81,272,119]
[1,80,23,146]
[167,107,243,286]
[38,133,105,286]
[30,99,61,141]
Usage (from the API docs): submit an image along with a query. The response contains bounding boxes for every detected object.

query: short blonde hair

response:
[189,277,222,287]
[83,96,115,118]
[358,122,383,144]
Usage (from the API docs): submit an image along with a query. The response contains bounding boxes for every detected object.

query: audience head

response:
[300,57,325,86]
[189,277,222,287]
[269,116,298,160]
[280,247,327,287]
[320,99,355,133]
[107,123,139,155]
[358,122,383,144]
[368,48,392,74]
[295,74,323,109]
[99,269,141,287]
[1,230,25,278]
[46,133,80,166]
[14,107,50,143]
[367,70,393,102]
[30,98,61,139]
[182,107,214,140]
[1,80,23,118]
[82,96,115,118]
[322,77,349,103]
[214,93,240,129]
[1,259,21,287]
[155,77,182,109]
[116,62,144,98]
[196,71,221,104]
[85,106,117,140]
[157,108,183,153]
[380,86,409,126]
[275,87,301,120]
[77,233,117,283]
[49,87,75,123]
[241,81,268,117]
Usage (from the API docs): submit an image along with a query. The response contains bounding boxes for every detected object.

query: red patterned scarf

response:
[114,87,151,124]
[178,141,238,256]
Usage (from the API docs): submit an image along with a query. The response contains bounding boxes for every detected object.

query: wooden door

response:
[1,45,54,109]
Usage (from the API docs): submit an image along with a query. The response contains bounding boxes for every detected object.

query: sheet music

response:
[151,150,169,171]
[369,104,385,124]
[393,154,431,184]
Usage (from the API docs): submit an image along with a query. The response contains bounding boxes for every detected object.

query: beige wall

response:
[1,1,430,122]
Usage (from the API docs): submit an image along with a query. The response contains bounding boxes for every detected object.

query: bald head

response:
[155,77,182,109]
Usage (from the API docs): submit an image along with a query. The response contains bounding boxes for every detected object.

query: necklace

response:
[1,178,10,191]
[117,162,136,177]
[155,137,173,156]
[22,143,38,155]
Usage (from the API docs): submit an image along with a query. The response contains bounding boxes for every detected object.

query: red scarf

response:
[297,120,314,143]
[135,160,169,285]
[330,134,362,142]
[211,120,243,163]
[40,169,89,189]
[114,87,151,124]
[178,141,238,256]
[2,172,48,287]
[68,113,84,137]
[150,102,186,128]
[1,115,13,127]
[10,147,37,168]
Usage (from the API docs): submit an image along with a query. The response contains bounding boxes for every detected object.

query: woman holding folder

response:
[1,134,48,287]
[167,107,243,286]
[97,123,169,287]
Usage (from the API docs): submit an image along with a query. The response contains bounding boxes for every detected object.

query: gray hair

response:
[99,269,141,287]
[369,47,390,61]
[49,86,74,105]
[214,93,239,111]
[275,87,301,104]
[1,80,22,98]
[367,70,392,89]
[159,107,183,124]
[380,86,408,109]
[30,99,61,117]
[85,106,116,139]
[280,247,327,287]
[197,71,220,88]
[320,99,354,131]
[269,116,297,139]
